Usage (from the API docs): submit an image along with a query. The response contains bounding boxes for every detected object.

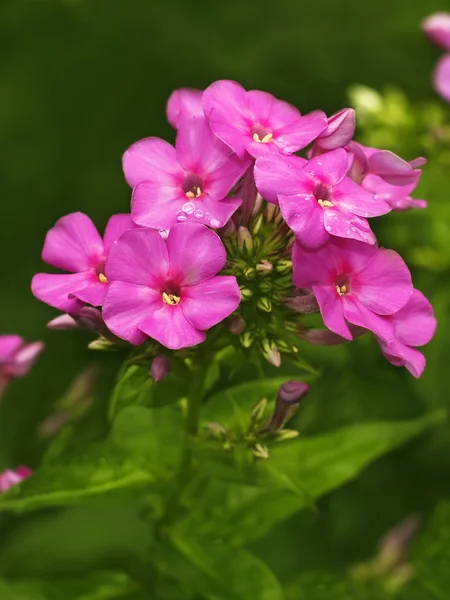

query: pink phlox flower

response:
[166,88,204,129]
[0,466,32,493]
[255,149,390,248]
[314,108,356,151]
[102,222,241,350]
[376,289,437,378]
[31,213,135,312]
[125,117,249,230]
[202,80,327,159]
[423,13,450,51]
[346,142,425,186]
[293,237,413,341]
[0,335,44,379]
[362,174,427,211]
[434,54,450,102]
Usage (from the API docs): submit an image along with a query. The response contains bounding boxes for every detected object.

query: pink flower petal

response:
[166,223,226,286]
[378,338,426,378]
[42,212,104,273]
[176,117,232,174]
[313,285,353,340]
[279,194,329,249]
[105,228,169,288]
[333,178,391,217]
[434,54,450,102]
[139,304,206,350]
[205,154,250,201]
[166,88,204,129]
[331,237,379,276]
[71,278,109,307]
[390,289,437,347]
[31,272,90,312]
[317,108,356,150]
[202,80,250,159]
[122,137,183,189]
[191,194,242,229]
[181,276,241,330]
[323,208,377,245]
[307,148,349,186]
[423,13,450,51]
[342,296,395,342]
[352,249,412,315]
[0,336,23,363]
[102,281,159,346]
[103,214,135,255]
[131,181,186,229]
[274,110,327,154]
[367,150,421,186]
[254,154,308,203]
[5,342,44,377]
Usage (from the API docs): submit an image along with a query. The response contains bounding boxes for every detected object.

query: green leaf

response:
[284,571,357,600]
[175,411,445,547]
[0,405,184,513]
[0,571,138,600]
[157,538,283,600]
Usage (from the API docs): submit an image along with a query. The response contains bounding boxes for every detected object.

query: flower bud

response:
[256,260,273,275]
[207,422,228,440]
[262,380,309,432]
[422,13,450,52]
[219,219,236,238]
[251,213,264,235]
[228,316,246,335]
[316,108,356,150]
[244,267,256,280]
[239,286,253,301]
[251,397,268,423]
[285,293,319,314]
[264,202,279,222]
[258,280,272,293]
[261,339,281,367]
[47,314,79,330]
[273,429,300,442]
[300,327,366,346]
[237,226,253,251]
[73,307,105,331]
[253,443,269,459]
[88,337,115,351]
[150,355,171,382]
[376,515,421,572]
[275,259,292,275]
[240,331,254,348]
[257,297,272,313]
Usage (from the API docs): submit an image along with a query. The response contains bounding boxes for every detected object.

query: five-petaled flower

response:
[31,212,135,312]
[292,238,413,341]
[124,117,249,231]
[202,80,327,159]
[102,222,241,350]
[255,149,390,248]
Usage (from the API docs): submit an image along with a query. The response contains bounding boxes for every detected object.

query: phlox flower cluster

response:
[29,80,436,377]
[423,12,450,102]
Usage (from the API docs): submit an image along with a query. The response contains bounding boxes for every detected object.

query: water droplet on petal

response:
[194,209,203,218]
[210,218,221,228]
[158,229,169,239]
[325,225,332,232]
[309,171,316,176]
[177,211,188,222]
[182,201,195,214]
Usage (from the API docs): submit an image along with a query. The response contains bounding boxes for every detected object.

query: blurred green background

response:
[1,0,450,590]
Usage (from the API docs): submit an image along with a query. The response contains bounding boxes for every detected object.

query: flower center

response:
[335,276,349,296]
[98,273,108,284]
[314,183,333,208]
[162,281,181,306]
[95,261,108,283]
[335,284,347,296]
[162,292,181,305]
[251,124,273,143]
[183,173,203,199]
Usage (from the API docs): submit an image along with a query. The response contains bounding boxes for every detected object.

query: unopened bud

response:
[150,355,171,382]
[237,226,253,251]
[240,286,253,301]
[259,279,272,293]
[377,515,421,572]
[257,297,272,313]
[251,213,264,235]
[264,202,279,222]
[73,307,104,331]
[218,219,236,238]
[273,429,300,442]
[261,339,281,367]
[244,267,256,280]
[317,108,356,150]
[262,380,309,432]
[253,443,269,459]
[47,314,78,330]
[300,326,366,346]
[207,422,228,440]
[285,293,319,314]
[88,337,115,351]
[251,397,268,423]
[256,260,273,275]
[240,331,254,348]
[275,259,292,275]
[228,316,246,335]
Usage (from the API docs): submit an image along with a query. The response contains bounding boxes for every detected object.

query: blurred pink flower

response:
[293,238,413,340]
[103,223,241,349]
[202,79,327,159]
[422,13,450,51]
[0,466,32,493]
[434,54,450,102]
[0,336,44,397]
[32,213,135,311]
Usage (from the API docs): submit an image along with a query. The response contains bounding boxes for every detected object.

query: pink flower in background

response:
[422,13,450,50]
[314,108,356,151]
[293,238,413,340]
[103,223,241,349]
[376,289,437,378]
[202,80,327,159]
[166,88,203,128]
[125,117,248,230]
[362,175,427,211]
[0,336,44,397]
[255,149,390,248]
[0,466,32,493]
[434,55,450,102]
[31,213,135,311]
